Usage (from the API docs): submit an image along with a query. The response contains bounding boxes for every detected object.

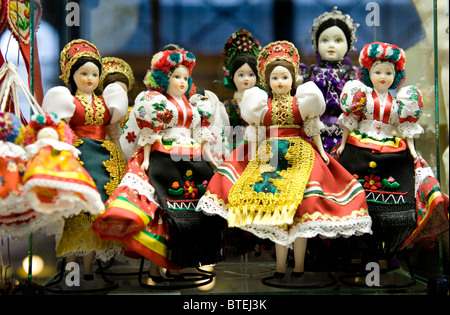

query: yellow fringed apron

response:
[227,136,315,227]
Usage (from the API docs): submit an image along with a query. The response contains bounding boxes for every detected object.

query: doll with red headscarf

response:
[197,41,371,279]
[336,42,449,264]
[41,39,128,281]
[93,49,225,281]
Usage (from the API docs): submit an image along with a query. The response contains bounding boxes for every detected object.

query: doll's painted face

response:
[73,62,100,95]
[167,65,189,98]
[233,63,257,93]
[318,26,348,62]
[370,62,395,94]
[37,127,59,141]
[269,65,292,96]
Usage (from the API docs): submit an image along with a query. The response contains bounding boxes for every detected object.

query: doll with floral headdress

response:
[300,7,359,154]
[19,113,104,223]
[41,39,128,281]
[222,28,262,151]
[197,41,371,279]
[336,42,449,265]
[93,49,225,281]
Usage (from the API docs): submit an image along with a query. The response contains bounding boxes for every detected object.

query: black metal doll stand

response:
[44,257,118,294]
[136,257,215,290]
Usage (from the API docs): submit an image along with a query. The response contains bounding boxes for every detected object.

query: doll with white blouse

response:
[93,49,225,282]
[336,42,448,261]
[197,41,371,279]
[42,39,128,281]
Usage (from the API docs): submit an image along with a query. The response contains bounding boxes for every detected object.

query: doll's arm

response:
[42,86,76,122]
[335,126,350,158]
[312,134,330,165]
[202,141,219,170]
[140,143,151,171]
[406,137,419,163]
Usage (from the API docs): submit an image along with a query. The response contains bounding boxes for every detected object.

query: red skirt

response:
[198,136,372,247]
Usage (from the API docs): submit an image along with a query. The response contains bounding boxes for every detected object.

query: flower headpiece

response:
[143,50,196,94]
[358,42,406,89]
[0,112,22,142]
[257,41,300,89]
[310,6,359,52]
[60,39,101,85]
[222,28,261,89]
[101,57,135,90]
[17,113,76,146]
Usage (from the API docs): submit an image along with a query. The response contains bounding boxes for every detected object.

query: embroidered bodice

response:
[338,80,424,140]
[42,83,128,141]
[301,60,357,125]
[132,91,214,156]
[240,81,326,139]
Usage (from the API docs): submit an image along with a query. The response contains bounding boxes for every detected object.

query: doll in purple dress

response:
[300,6,359,154]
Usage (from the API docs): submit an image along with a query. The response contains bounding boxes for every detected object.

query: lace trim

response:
[23,178,104,216]
[303,116,325,137]
[106,123,123,140]
[397,121,424,139]
[137,127,159,147]
[25,138,81,158]
[54,212,123,262]
[198,193,373,247]
[0,142,27,159]
[119,172,161,208]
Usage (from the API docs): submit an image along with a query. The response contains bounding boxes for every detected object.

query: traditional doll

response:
[93,49,225,281]
[197,41,372,279]
[101,56,136,128]
[222,28,262,150]
[0,111,39,238]
[336,42,449,264]
[20,113,104,220]
[42,39,128,280]
[300,6,359,154]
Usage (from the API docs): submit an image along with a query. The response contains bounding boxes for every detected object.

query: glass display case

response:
[0,0,448,298]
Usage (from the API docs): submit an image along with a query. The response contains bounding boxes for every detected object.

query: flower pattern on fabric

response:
[357,161,400,191]
[168,170,208,199]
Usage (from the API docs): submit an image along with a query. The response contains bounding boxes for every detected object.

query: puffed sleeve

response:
[241,87,269,126]
[296,81,326,137]
[42,86,76,121]
[134,91,174,148]
[189,94,215,144]
[396,85,424,138]
[102,82,128,125]
[338,80,368,132]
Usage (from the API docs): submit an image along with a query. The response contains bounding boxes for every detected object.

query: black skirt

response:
[338,144,417,255]
[148,151,225,267]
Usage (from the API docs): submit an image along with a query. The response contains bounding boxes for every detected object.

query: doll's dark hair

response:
[68,56,103,95]
[264,59,297,98]
[228,53,258,90]
[102,72,129,91]
[315,18,352,53]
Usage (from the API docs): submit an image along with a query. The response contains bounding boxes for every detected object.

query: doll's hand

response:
[335,144,345,158]
[140,159,149,171]
[321,152,330,165]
